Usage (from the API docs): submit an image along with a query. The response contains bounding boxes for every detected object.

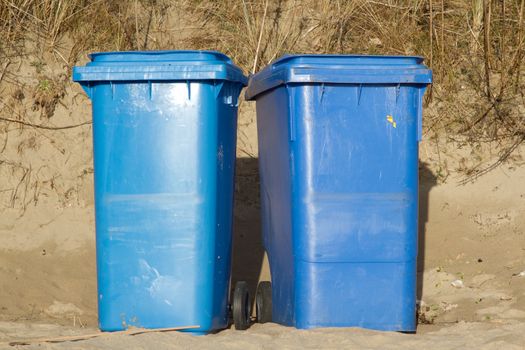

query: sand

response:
[0,54,524,349]
[0,322,524,350]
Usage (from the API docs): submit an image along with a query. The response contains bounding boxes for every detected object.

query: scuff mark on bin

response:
[218,144,224,171]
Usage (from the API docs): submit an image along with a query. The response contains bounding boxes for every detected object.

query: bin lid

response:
[245,54,432,100]
[73,50,247,85]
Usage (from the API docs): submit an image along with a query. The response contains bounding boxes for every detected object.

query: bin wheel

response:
[256,281,272,323]
[233,281,251,330]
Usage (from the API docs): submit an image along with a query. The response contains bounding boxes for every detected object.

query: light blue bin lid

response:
[245,54,432,100]
[73,50,247,85]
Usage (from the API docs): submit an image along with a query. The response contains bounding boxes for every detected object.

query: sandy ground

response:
[0,58,524,348]
[0,138,523,349]
[0,322,524,350]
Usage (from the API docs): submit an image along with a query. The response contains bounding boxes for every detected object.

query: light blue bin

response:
[73,51,247,333]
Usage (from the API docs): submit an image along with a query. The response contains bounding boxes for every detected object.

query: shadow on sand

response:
[417,161,438,326]
[230,157,265,301]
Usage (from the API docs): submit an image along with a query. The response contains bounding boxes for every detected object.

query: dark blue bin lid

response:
[73,50,247,85]
[245,54,432,100]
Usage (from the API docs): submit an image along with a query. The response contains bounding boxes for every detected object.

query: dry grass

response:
[0,0,524,187]
[184,0,525,180]
[2,0,523,123]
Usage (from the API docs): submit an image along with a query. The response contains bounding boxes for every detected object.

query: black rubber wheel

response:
[256,281,272,323]
[233,281,251,330]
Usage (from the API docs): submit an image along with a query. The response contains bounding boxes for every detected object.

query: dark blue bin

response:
[73,51,247,333]
[246,55,432,331]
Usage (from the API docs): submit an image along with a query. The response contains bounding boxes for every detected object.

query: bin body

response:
[246,55,431,331]
[73,51,246,333]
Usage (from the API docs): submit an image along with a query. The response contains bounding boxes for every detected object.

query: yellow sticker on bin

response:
[387,115,397,128]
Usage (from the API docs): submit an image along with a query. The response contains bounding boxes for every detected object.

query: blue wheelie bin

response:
[73,51,247,333]
[246,55,432,331]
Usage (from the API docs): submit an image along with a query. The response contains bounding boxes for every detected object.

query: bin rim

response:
[87,50,232,62]
[245,54,432,100]
[73,50,247,85]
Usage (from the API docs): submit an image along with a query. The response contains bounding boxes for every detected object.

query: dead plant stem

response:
[135,0,140,50]
[429,0,433,99]
[483,0,492,100]
[252,0,269,74]
[440,0,444,79]
[516,0,525,91]
[499,0,506,99]
[0,117,92,130]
